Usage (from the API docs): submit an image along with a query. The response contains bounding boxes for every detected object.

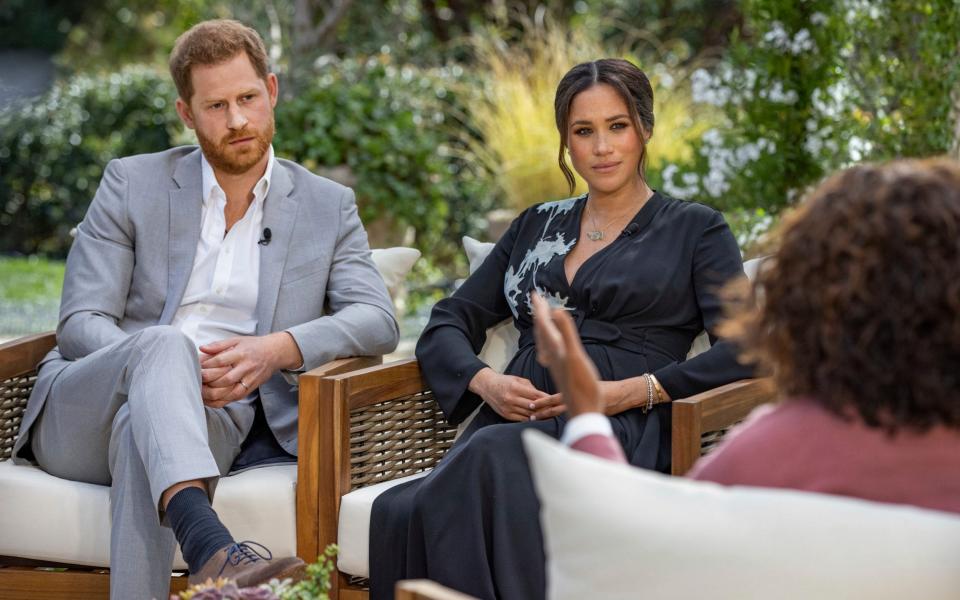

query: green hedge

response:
[0,66,180,256]
[274,57,493,266]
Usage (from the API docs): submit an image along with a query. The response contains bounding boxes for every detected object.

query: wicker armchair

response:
[311,358,775,600]
[0,332,379,599]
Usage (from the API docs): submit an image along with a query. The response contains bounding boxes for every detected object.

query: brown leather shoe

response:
[187,541,306,587]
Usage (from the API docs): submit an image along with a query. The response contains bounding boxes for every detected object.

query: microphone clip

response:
[258,227,272,246]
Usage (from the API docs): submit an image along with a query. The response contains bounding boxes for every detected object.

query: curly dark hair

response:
[725,158,960,433]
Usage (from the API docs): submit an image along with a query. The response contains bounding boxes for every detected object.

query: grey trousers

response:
[30,326,254,600]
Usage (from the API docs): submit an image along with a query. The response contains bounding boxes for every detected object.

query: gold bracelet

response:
[649,374,665,405]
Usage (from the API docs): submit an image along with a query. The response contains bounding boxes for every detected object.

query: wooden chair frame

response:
[312,358,776,600]
[0,332,379,600]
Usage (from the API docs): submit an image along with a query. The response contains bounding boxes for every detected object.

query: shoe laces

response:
[217,541,274,576]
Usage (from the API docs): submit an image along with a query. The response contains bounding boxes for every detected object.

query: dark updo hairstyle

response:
[725,158,960,434]
[554,58,655,194]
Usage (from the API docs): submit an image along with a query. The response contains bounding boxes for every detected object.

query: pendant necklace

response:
[585,199,641,242]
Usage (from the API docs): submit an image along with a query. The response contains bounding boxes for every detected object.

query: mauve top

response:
[689,398,960,515]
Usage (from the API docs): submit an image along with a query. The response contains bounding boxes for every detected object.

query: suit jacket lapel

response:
[256,161,297,335]
[160,148,203,325]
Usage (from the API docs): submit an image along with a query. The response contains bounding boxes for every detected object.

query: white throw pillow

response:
[462,236,520,374]
[371,246,421,301]
[686,255,764,359]
[523,430,960,600]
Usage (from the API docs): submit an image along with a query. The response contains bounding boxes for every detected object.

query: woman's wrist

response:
[602,378,641,415]
[468,366,495,397]
[602,374,671,415]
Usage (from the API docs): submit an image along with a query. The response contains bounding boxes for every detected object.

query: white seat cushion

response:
[0,460,297,569]
[337,472,428,578]
[523,430,960,600]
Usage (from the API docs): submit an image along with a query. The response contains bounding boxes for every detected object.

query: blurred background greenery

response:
[1,0,959,338]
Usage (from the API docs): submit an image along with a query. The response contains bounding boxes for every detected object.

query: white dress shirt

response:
[171,147,275,353]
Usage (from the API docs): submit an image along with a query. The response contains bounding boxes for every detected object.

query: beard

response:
[197,114,275,176]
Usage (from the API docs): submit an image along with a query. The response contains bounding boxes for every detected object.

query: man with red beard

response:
[10,19,399,599]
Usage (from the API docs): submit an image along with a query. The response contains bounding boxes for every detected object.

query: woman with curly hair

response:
[536,157,960,514]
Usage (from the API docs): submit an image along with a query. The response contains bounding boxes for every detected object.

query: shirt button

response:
[216,287,225,295]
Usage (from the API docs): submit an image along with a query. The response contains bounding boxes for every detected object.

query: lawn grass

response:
[0,256,65,302]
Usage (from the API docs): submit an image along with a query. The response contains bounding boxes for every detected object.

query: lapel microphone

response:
[258,227,272,245]
[621,222,641,238]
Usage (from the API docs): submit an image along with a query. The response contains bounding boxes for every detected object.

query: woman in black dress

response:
[369,58,753,599]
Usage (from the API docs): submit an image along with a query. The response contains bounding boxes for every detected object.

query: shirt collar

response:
[200,145,275,207]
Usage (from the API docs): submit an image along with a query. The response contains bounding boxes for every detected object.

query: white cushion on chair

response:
[0,460,297,569]
[371,247,421,300]
[462,236,519,374]
[523,430,960,600]
[337,471,429,578]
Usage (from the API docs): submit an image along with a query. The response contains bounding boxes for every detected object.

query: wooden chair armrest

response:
[671,377,776,476]
[396,580,479,600]
[302,355,383,380]
[0,332,56,381]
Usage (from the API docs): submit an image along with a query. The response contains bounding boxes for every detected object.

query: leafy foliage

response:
[274,55,494,265]
[0,0,85,52]
[660,0,960,250]
[0,66,180,256]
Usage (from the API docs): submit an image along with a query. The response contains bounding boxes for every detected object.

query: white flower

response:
[661,163,678,182]
[810,12,828,26]
[849,136,873,161]
[691,68,732,107]
[762,20,791,51]
[804,134,824,155]
[762,80,799,104]
[790,29,815,54]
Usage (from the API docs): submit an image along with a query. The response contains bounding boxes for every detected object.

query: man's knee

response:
[133,325,196,361]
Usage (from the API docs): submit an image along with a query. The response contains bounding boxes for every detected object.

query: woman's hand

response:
[531,292,604,417]
[469,367,548,422]
[530,381,634,420]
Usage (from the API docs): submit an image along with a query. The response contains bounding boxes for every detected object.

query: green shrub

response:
[658,0,960,252]
[274,55,495,267]
[0,65,181,256]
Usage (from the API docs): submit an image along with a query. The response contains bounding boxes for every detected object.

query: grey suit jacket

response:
[14,146,398,460]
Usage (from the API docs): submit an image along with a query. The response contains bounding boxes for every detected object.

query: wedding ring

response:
[239,379,249,390]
